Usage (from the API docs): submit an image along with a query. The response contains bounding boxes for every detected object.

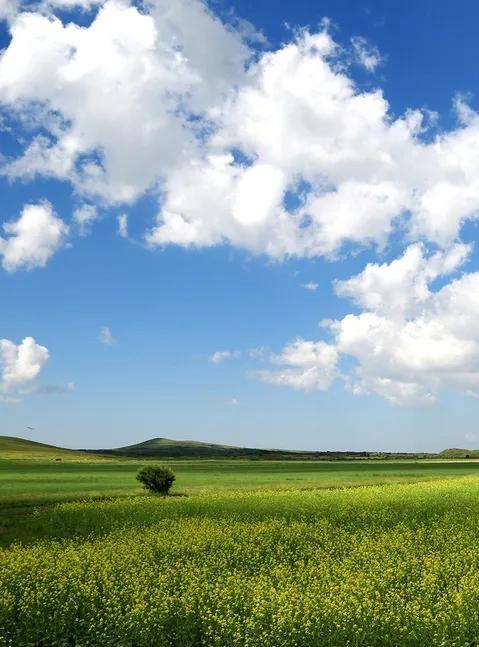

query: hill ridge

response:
[0,436,96,460]
[85,436,436,460]
[2,435,476,461]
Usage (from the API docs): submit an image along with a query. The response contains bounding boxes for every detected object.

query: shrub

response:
[136,465,176,495]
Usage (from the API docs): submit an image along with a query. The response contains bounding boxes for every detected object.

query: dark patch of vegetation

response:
[136,465,176,494]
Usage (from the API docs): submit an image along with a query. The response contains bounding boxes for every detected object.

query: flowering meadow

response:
[2,477,479,646]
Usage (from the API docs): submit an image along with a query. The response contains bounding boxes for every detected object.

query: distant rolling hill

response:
[85,437,433,460]
[88,437,316,459]
[2,435,473,461]
[0,436,100,461]
[91,437,261,458]
[439,448,479,459]
[5,435,373,461]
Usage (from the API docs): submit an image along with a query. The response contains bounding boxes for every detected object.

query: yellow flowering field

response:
[2,478,479,646]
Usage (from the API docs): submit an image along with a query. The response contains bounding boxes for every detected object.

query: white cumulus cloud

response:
[258,339,338,391]
[261,244,479,405]
[330,245,479,404]
[3,5,479,260]
[334,242,471,319]
[0,0,249,202]
[0,336,49,398]
[148,27,479,258]
[0,202,68,271]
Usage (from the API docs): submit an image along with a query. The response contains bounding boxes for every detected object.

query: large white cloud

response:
[0,0,250,203]
[0,202,68,271]
[334,242,471,318]
[2,3,479,258]
[0,336,49,399]
[264,245,479,405]
[331,245,479,404]
[148,27,479,257]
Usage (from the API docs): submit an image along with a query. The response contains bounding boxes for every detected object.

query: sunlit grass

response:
[3,457,479,509]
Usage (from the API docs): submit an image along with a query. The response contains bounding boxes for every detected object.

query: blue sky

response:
[1,0,479,451]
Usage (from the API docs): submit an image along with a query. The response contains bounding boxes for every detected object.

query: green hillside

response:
[2,435,472,462]
[92,436,297,458]
[439,448,479,459]
[87,437,429,460]
[0,436,99,461]
[99,437,243,458]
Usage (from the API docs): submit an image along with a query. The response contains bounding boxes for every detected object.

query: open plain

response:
[3,438,479,646]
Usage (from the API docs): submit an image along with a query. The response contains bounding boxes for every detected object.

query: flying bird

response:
[26,426,34,431]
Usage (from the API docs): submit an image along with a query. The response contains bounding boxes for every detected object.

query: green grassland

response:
[4,434,478,512]
[4,436,479,645]
[3,456,479,509]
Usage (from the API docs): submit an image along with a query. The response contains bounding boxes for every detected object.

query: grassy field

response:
[3,457,479,509]
[3,477,479,645]
[3,456,479,645]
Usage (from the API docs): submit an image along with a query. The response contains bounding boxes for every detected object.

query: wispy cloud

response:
[117,213,128,238]
[248,346,269,360]
[98,326,115,346]
[73,204,98,236]
[208,350,240,364]
[351,36,383,71]
[21,382,74,395]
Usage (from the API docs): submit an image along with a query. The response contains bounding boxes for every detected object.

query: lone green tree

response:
[136,465,176,495]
